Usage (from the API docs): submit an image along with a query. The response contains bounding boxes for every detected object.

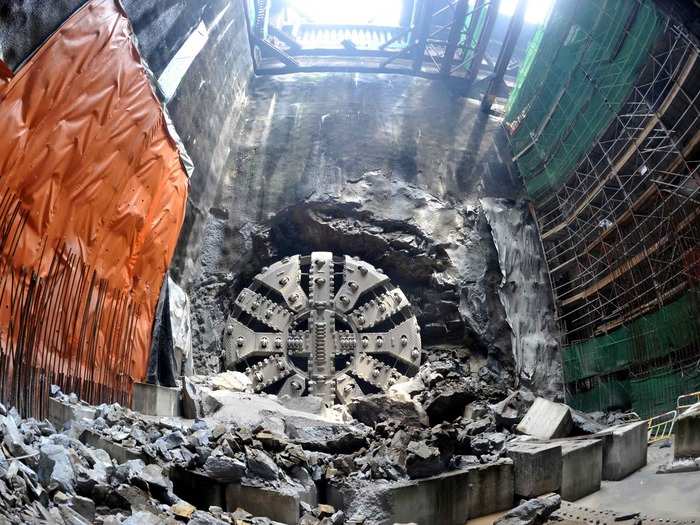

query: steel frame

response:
[242,0,501,87]
[520,21,700,372]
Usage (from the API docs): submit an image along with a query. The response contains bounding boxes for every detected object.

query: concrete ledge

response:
[79,429,147,464]
[560,439,602,501]
[466,459,514,518]
[507,442,562,498]
[48,398,96,430]
[517,398,573,440]
[327,468,474,525]
[132,382,181,417]
[675,404,700,458]
[385,470,471,525]
[598,421,647,480]
[226,484,306,525]
[170,467,226,509]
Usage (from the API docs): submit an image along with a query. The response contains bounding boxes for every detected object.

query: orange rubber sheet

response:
[0,0,188,415]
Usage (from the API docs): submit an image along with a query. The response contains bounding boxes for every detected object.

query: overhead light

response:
[499,0,555,25]
[286,0,403,26]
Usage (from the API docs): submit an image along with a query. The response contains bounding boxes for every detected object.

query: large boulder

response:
[285,417,370,454]
[405,441,444,479]
[494,493,561,525]
[38,444,77,493]
[423,377,480,424]
[203,455,246,482]
[348,394,428,428]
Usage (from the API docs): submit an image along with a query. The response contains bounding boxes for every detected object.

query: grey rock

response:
[569,407,606,435]
[68,495,95,522]
[203,392,224,415]
[109,484,151,510]
[140,463,173,496]
[463,417,494,436]
[182,378,203,419]
[1,414,35,457]
[348,394,429,428]
[464,401,489,420]
[285,418,369,453]
[246,447,279,480]
[114,459,146,483]
[489,390,531,428]
[494,493,561,525]
[122,511,165,525]
[451,455,480,468]
[405,441,444,479]
[38,444,76,493]
[423,378,479,424]
[189,510,228,525]
[203,455,246,482]
[57,504,91,525]
[657,459,700,474]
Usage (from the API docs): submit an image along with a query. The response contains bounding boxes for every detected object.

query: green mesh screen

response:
[565,292,700,417]
[504,0,663,199]
[563,293,699,383]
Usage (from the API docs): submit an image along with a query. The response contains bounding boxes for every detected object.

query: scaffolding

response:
[505,0,700,417]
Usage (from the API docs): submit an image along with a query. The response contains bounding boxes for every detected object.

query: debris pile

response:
[0,401,295,524]
[2,346,596,524]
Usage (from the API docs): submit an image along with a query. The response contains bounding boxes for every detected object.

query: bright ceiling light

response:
[499,0,555,25]
[289,0,403,26]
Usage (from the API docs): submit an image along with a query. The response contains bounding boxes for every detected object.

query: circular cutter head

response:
[223,252,422,404]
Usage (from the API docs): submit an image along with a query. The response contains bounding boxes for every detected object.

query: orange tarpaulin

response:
[0,0,188,415]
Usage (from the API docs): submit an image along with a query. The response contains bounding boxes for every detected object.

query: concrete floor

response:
[467,511,506,524]
[577,440,700,519]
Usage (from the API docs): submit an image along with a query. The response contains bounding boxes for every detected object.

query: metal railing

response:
[647,410,678,443]
[676,390,700,414]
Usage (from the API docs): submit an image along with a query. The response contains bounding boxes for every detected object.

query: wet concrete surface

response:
[577,440,700,519]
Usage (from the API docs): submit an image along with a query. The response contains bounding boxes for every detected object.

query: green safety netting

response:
[628,364,700,419]
[563,292,700,383]
[565,292,700,417]
[504,0,663,199]
[568,365,700,418]
[567,378,631,414]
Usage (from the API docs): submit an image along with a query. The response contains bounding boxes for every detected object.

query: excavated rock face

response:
[193,172,514,382]
[180,73,560,395]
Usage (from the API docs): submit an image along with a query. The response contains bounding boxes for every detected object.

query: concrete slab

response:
[560,439,602,501]
[225,483,306,525]
[170,467,226,509]
[466,459,514,518]
[48,398,96,430]
[578,440,700,520]
[516,398,573,440]
[597,420,647,480]
[132,382,181,417]
[675,403,700,458]
[327,468,473,525]
[79,429,147,464]
[506,442,562,498]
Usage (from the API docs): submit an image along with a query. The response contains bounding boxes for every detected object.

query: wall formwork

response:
[505,0,700,418]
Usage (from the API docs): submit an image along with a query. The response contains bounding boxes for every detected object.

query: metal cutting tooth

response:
[235,288,293,331]
[349,289,409,330]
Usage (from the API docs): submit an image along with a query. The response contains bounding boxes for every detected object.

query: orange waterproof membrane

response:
[0,0,189,416]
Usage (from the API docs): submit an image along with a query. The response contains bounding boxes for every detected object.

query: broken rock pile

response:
[27,346,545,524]
[0,400,295,525]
